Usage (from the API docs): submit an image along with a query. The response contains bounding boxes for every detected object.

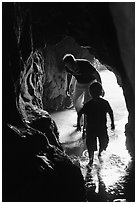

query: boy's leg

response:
[98,130,109,156]
[88,150,94,166]
[86,136,97,166]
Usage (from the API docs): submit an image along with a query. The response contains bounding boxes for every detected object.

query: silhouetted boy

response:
[77,82,115,166]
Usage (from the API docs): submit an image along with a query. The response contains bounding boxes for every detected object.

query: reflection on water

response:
[62,70,133,201]
[63,136,131,201]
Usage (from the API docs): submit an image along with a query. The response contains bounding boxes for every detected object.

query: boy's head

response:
[89,82,103,98]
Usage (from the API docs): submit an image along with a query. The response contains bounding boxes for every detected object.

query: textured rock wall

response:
[3,4,87,202]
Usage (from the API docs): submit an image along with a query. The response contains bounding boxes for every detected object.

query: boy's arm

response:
[77,108,84,131]
[107,103,115,130]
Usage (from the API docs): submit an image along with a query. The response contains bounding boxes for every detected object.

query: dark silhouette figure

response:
[77,82,115,166]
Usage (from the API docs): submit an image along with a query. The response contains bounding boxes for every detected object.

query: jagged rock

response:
[2,4,87,200]
[3,124,86,201]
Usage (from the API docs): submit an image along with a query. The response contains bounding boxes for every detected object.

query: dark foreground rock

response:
[3,123,86,202]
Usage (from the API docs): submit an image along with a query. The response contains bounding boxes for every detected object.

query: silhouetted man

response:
[63,54,104,127]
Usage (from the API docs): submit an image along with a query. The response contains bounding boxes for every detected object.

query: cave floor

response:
[52,108,133,202]
[51,70,134,202]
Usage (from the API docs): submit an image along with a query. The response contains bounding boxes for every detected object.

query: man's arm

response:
[77,108,84,131]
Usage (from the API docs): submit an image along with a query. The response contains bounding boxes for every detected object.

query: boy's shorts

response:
[86,128,109,152]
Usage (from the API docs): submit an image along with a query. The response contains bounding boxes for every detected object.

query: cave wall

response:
[2,3,87,201]
[109,3,135,157]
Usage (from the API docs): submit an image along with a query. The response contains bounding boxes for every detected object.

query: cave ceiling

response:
[3,2,135,91]
[19,2,119,67]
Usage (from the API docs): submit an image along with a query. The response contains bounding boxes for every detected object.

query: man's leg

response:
[72,82,85,126]
[73,83,84,113]
[82,114,86,139]
[84,86,91,103]
[82,86,91,138]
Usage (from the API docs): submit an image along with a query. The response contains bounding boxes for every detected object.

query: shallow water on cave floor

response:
[51,69,134,202]
[62,130,133,202]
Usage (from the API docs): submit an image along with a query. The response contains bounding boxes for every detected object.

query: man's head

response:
[89,82,103,98]
[63,54,76,72]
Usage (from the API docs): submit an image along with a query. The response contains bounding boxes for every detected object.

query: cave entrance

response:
[52,66,130,160]
[99,68,129,158]
[51,66,132,200]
